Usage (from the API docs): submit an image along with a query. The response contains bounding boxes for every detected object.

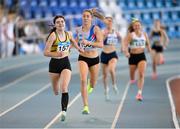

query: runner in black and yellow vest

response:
[44,15,83,121]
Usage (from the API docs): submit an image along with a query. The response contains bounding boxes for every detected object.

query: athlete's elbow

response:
[43,50,49,57]
[43,51,47,57]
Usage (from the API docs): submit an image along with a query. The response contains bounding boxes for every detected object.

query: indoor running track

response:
[0,40,180,129]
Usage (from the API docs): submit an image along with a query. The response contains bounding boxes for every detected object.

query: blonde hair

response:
[128,18,141,32]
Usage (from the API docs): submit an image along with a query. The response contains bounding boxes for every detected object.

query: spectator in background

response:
[13,16,26,55]
[24,21,43,37]
[21,21,43,54]
[3,11,16,57]
[0,5,5,58]
[172,0,178,6]
[0,6,10,58]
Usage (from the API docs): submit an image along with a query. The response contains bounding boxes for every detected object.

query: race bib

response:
[106,37,118,45]
[131,39,146,48]
[58,43,70,52]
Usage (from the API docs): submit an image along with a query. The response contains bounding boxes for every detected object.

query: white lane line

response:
[0,83,51,117]
[0,68,47,91]
[111,81,130,129]
[0,60,47,73]
[43,72,109,129]
[0,61,79,117]
[111,73,180,129]
[166,75,180,129]
[43,93,81,129]
[0,62,77,117]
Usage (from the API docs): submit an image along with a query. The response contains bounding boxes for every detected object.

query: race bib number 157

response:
[58,44,70,52]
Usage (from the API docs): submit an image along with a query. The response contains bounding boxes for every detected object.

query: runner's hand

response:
[78,48,84,53]
[125,52,130,58]
[57,51,63,57]
[81,39,90,46]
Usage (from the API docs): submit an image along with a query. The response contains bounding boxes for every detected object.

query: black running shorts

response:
[78,55,100,68]
[49,56,71,73]
[129,53,146,65]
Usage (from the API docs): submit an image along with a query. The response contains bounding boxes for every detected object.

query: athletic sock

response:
[61,92,69,111]
[138,90,142,95]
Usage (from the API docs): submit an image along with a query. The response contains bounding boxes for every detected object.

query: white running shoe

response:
[61,111,66,121]
[104,87,110,101]
[105,92,110,101]
[113,84,119,94]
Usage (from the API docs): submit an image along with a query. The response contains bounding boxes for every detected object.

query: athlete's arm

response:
[82,26,103,48]
[74,28,78,42]
[149,29,153,40]
[92,26,103,48]
[68,31,84,53]
[116,31,123,52]
[144,32,151,53]
[161,29,169,48]
[44,32,63,57]
[123,32,132,57]
[102,29,107,40]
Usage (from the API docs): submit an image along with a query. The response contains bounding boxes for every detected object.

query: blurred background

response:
[0,1,180,128]
[0,0,179,58]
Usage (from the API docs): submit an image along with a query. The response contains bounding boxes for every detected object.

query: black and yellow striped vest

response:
[51,31,71,52]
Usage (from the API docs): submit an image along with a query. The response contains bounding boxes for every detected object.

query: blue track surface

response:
[0,39,180,128]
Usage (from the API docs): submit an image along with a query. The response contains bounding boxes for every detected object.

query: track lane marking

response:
[0,83,51,117]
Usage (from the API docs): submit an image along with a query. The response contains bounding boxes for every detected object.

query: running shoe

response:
[82,106,90,114]
[136,93,143,101]
[105,93,110,101]
[113,84,119,94]
[61,111,66,121]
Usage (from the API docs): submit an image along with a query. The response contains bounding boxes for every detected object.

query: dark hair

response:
[46,15,65,41]
[105,16,113,20]
[53,15,65,24]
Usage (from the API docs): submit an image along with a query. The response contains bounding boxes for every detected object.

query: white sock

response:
[138,90,142,94]
[105,86,109,94]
